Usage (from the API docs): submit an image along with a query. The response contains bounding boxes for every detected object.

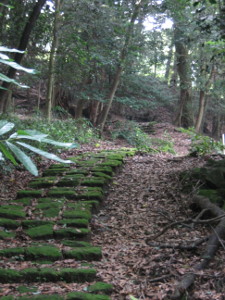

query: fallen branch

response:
[170,195,225,299]
[147,237,208,250]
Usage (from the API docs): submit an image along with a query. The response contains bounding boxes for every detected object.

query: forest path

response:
[91,126,225,300]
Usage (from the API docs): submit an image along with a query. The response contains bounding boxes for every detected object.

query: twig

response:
[149,274,173,283]
[147,237,208,250]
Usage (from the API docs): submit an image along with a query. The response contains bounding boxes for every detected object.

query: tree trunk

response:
[173,26,193,128]
[195,65,215,132]
[46,0,62,121]
[0,0,47,113]
[97,0,146,134]
[165,37,174,83]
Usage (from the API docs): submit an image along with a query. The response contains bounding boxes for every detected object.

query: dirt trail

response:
[91,126,225,300]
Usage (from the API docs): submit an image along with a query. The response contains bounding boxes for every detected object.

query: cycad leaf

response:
[0,121,14,135]
[16,141,73,164]
[6,141,38,176]
[0,46,23,53]
[0,59,36,74]
[0,73,29,88]
[41,138,77,148]
[0,150,4,161]
[0,142,18,165]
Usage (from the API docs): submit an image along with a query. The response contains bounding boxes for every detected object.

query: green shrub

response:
[179,127,224,155]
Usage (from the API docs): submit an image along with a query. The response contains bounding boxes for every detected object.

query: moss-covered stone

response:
[64,247,102,261]
[17,285,38,293]
[77,191,103,201]
[66,292,111,300]
[15,295,63,300]
[25,245,62,261]
[37,197,65,204]
[0,231,15,239]
[81,201,100,211]
[92,166,113,176]
[35,202,62,218]
[197,189,223,205]
[21,268,59,282]
[63,209,91,220]
[81,178,106,187]
[28,177,58,188]
[0,218,20,229]
[47,187,77,198]
[75,160,99,167]
[0,269,21,283]
[65,169,89,176]
[49,163,71,169]
[87,282,113,294]
[17,190,43,198]
[42,208,60,217]
[0,247,25,258]
[100,160,123,168]
[60,268,96,283]
[42,168,67,176]
[22,220,53,228]
[56,176,82,187]
[54,228,90,239]
[91,172,112,181]
[25,225,53,239]
[62,240,91,247]
[14,198,33,205]
[58,218,89,228]
[0,206,26,219]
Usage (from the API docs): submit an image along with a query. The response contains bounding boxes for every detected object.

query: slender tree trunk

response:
[173,25,193,128]
[195,65,215,132]
[97,0,146,134]
[46,0,63,121]
[0,0,47,113]
[165,37,174,83]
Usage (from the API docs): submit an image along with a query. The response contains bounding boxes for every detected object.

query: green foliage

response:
[179,127,224,155]
[0,46,36,89]
[110,121,175,153]
[0,120,76,176]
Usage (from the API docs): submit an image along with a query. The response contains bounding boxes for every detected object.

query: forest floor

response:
[0,122,225,300]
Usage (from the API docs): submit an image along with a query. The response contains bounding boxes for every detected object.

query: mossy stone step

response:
[99,160,123,168]
[0,206,26,219]
[0,218,20,229]
[25,224,54,239]
[64,247,102,261]
[28,177,58,188]
[87,282,113,294]
[47,187,103,201]
[0,268,96,283]
[0,231,15,239]
[22,220,54,228]
[92,166,113,176]
[0,292,111,300]
[17,190,43,199]
[54,228,90,239]
[58,218,89,228]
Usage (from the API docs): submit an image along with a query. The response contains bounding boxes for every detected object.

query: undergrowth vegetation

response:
[179,127,224,155]
[110,120,175,153]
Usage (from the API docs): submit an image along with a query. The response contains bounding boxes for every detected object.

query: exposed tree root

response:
[170,195,225,299]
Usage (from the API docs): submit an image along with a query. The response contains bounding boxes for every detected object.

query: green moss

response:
[20,268,59,283]
[60,268,96,283]
[25,225,53,239]
[76,160,99,167]
[66,292,111,300]
[64,247,102,261]
[37,197,65,204]
[81,201,100,210]
[0,247,25,258]
[14,198,33,205]
[17,190,43,198]
[28,177,58,188]
[63,209,91,220]
[92,172,112,181]
[42,208,60,217]
[77,191,103,201]
[65,169,89,176]
[42,168,67,176]
[92,166,113,175]
[18,295,63,300]
[0,218,20,229]
[22,220,53,228]
[54,228,90,239]
[0,296,14,300]
[81,178,106,187]
[25,246,62,261]
[100,160,123,168]
[58,218,89,228]
[17,285,38,293]
[87,282,113,294]
[49,163,71,169]
[198,189,223,204]
[62,240,91,247]
[47,187,76,198]
[0,206,26,219]
[0,231,15,239]
[0,269,21,283]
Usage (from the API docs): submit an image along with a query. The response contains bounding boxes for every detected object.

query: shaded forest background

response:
[0,0,225,138]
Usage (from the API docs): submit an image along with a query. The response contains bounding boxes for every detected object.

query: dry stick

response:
[170,195,225,300]
[147,237,208,250]
[147,213,225,241]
